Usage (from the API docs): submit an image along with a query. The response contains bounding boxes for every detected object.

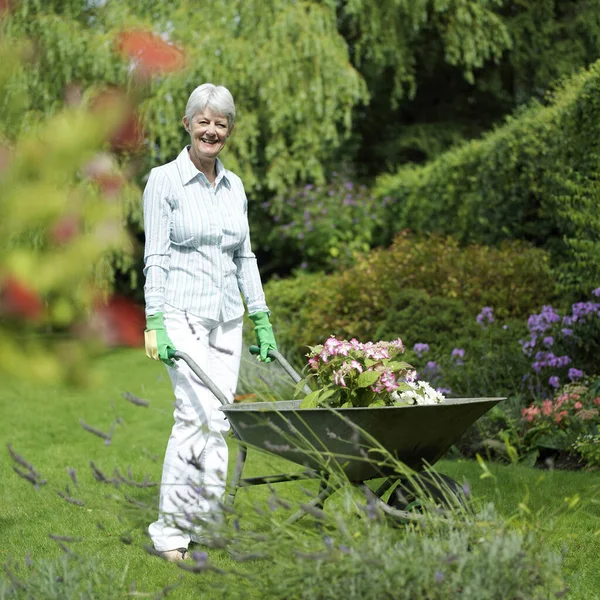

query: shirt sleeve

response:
[143,168,172,317]
[233,187,269,316]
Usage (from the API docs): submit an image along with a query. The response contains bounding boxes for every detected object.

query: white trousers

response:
[148,309,243,552]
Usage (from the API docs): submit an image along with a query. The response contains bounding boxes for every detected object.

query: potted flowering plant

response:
[299,336,445,409]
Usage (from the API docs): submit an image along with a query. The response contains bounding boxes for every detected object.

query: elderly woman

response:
[143,83,277,561]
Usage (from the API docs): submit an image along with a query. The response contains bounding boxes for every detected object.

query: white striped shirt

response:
[143,146,269,320]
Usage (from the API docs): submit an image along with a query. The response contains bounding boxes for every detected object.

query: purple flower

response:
[548,376,560,388]
[568,368,583,381]
[476,307,494,327]
[426,361,438,371]
[344,181,354,191]
[543,336,554,347]
[451,348,465,365]
[436,387,452,395]
[413,343,430,358]
[593,287,600,297]
[304,184,313,191]
[561,328,573,337]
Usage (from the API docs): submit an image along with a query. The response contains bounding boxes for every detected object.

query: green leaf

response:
[386,361,414,372]
[356,370,381,388]
[395,382,414,392]
[293,377,311,399]
[300,390,321,409]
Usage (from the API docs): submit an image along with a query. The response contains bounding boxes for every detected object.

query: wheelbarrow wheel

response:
[387,472,467,512]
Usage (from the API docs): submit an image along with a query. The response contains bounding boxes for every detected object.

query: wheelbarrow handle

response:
[249,345,312,395]
[166,349,230,407]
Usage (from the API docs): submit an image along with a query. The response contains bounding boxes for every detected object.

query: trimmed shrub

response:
[265,232,556,362]
[375,61,600,299]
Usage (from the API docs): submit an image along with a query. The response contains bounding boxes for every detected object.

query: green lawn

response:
[1,348,599,599]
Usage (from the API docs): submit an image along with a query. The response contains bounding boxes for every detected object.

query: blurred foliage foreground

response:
[0,23,184,384]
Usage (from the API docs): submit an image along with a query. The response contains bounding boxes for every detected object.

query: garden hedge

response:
[375,60,600,299]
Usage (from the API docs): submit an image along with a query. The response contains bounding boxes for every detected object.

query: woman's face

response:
[184,108,233,162]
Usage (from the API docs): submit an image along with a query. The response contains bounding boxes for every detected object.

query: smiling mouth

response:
[201,138,218,144]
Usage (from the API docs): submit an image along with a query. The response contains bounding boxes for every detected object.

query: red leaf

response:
[0,275,43,320]
[91,88,145,152]
[50,215,80,244]
[118,30,186,75]
[0,0,11,18]
[93,295,145,347]
[93,173,126,198]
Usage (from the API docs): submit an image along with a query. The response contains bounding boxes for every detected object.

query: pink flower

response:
[522,406,540,422]
[308,356,320,370]
[390,338,405,352]
[350,360,363,373]
[333,370,346,387]
[555,410,568,424]
[594,397,600,406]
[379,370,399,392]
[574,401,583,410]
[541,400,553,416]
[555,394,568,408]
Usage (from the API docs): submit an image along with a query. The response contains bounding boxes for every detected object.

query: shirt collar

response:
[176,146,231,189]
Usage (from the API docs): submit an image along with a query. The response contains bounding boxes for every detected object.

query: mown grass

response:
[1,348,599,599]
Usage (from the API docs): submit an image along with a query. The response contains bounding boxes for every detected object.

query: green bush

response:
[261,173,384,273]
[375,61,600,299]
[519,379,600,467]
[572,427,600,468]
[402,314,532,400]
[266,232,555,362]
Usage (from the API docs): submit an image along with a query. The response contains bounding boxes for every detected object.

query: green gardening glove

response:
[145,312,176,366]
[248,311,278,363]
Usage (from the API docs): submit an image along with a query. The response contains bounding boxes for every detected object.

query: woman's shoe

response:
[159,547,188,562]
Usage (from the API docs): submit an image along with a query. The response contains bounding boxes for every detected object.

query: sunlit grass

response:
[1,348,598,598]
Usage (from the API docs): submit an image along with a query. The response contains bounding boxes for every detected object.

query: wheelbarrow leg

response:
[285,479,337,525]
[224,440,248,508]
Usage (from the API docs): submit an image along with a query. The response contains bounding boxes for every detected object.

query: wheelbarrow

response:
[168,347,504,522]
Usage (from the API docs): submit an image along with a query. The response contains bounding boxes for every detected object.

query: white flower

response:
[391,380,445,406]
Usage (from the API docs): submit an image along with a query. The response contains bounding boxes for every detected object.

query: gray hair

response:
[184,83,235,131]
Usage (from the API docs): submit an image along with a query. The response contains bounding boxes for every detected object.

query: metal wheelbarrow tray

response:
[171,348,504,522]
